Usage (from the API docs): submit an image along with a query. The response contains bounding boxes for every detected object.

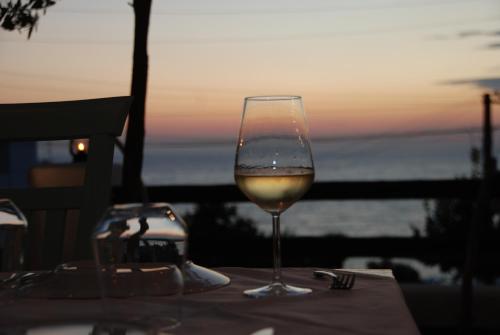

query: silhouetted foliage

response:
[0,0,56,38]
[184,203,262,261]
[185,203,262,241]
[424,194,472,246]
[421,196,500,284]
[418,149,500,283]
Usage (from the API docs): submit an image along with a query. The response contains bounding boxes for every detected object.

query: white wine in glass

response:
[234,96,314,298]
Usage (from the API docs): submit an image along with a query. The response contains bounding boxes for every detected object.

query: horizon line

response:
[143,125,499,147]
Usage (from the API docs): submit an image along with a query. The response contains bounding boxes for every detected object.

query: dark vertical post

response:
[483,94,493,175]
[122,0,152,202]
[460,94,492,334]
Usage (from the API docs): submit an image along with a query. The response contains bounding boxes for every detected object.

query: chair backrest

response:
[0,96,132,269]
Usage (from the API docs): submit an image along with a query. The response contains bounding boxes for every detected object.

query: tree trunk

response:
[122,0,152,201]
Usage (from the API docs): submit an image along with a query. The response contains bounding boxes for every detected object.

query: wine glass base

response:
[183,261,231,294]
[243,282,312,298]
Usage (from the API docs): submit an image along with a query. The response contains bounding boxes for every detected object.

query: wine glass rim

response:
[245,95,301,101]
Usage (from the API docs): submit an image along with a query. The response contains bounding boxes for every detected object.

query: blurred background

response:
[1,0,500,284]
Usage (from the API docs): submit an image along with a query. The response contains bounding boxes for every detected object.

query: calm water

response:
[39,133,494,281]
[40,134,482,238]
[141,134,478,238]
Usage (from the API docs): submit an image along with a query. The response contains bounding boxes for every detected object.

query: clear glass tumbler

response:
[92,203,187,328]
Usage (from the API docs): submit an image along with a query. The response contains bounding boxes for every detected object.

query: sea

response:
[38,132,497,282]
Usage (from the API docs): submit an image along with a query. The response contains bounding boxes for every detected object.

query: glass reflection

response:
[0,199,27,272]
[92,203,187,298]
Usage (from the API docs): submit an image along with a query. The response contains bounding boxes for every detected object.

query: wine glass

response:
[234,96,314,298]
[0,199,27,272]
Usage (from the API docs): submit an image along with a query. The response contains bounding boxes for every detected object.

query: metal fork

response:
[313,270,356,290]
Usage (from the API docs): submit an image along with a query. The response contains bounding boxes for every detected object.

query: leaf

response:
[0,0,56,38]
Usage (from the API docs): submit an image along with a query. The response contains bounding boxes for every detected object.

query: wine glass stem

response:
[272,213,282,284]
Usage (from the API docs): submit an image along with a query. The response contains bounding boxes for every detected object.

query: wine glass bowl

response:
[234,169,314,214]
[235,96,314,298]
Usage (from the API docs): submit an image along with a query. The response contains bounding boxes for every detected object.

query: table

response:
[0,268,420,335]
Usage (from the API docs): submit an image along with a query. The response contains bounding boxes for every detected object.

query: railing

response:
[115,178,500,203]
[112,177,500,267]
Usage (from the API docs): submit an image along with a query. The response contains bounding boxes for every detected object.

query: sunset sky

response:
[1,0,499,141]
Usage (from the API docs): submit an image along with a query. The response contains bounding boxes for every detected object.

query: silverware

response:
[313,270,356,290]
[0,263,66,294]
[0,271,53,291]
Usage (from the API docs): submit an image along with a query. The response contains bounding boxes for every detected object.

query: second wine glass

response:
[234,96,314,298]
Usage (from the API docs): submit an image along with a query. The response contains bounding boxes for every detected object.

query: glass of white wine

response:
[234,96,314,298]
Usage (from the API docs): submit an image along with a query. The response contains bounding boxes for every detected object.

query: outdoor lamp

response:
[69,139,89,163]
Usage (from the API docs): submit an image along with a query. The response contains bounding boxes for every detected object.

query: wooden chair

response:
[0,96,132,269]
